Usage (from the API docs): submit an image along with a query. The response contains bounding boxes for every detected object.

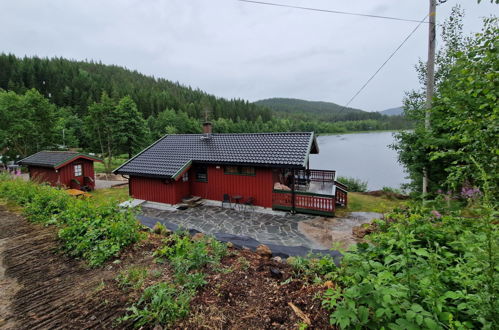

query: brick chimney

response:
[202,122,212,135]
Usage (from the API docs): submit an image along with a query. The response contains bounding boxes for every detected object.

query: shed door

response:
[73,163,84,185]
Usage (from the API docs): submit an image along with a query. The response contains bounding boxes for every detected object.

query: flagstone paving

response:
[141,205,319,248]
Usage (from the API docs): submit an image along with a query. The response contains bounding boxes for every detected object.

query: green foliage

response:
[337,176,368,192]
[154,233,227,275]
[120,282,193,328]
[84,93,150,172]
[116,267,148,290]
[0,176,142,267]
[287,254,337,283]
[322,198,498,329]
[57,200,143,267]
[122,232,228,327]
[255,98,411,130]
[0,89,60,160]
[393,10,498,196]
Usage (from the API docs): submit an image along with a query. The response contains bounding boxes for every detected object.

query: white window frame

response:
[74,164,82,177]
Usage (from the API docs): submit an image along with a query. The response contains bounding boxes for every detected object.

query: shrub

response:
[287,254,337,283]
[337,176,368,192]
[120,282,193,327]
[0,176,142,267]
[322,201,498,329]
[154,232,227,275]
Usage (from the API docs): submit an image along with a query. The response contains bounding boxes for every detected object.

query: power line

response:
[343,14,428,110]
[238,0,429,24]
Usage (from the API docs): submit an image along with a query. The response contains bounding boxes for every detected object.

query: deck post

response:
[291,168,296,214]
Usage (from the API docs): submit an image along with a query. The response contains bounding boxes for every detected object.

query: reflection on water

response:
[309,131,409,190]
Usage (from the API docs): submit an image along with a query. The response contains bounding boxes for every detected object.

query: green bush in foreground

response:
[0,176,142,267]
[122,232,228,327]
[322,200,498,329]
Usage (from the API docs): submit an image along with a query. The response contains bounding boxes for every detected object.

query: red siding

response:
[129,176,180,204]
[190,165,274,208]
[128,165,275,207]
[29,166,60,185]
[28,159,96,189]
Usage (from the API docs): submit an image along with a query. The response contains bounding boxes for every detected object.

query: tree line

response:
[0,54,411,170]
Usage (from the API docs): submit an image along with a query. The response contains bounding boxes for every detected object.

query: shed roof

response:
[18,151,101,169]
[114,132,319,179]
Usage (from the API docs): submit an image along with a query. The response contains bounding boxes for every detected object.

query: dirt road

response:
[0,205,128,329]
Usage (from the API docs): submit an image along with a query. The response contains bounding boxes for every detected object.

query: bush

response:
[337,176,368,192]
[120,282,192,328]
[322,201,498,329]
[122,232,228,327]
[0,176,142,267]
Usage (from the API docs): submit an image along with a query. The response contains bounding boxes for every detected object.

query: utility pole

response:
[422,0,436,196]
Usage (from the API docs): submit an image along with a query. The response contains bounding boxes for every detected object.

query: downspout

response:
[291,168,296,214]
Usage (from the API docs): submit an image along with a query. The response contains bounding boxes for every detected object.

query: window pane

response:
[224,166,239,174]
[74,164,82,176]
[195,166,208,182]
[240,167,255,175]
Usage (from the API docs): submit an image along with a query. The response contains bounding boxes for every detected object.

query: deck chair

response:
[244,197,255,212]
[222,194,232,208]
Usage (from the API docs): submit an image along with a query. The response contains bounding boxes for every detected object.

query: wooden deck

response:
[272,169,348,217]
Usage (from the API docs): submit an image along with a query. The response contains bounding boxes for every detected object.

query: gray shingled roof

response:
[114,132,318,178]
[18,151,99,168]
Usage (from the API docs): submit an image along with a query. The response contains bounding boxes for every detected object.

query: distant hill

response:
[379,106,404,116]
[254,98,384,122]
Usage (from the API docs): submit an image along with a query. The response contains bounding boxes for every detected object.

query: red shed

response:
[114,123,348,216]
[18,151,102,191]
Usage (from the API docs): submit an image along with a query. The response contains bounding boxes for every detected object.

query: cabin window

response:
[182,172,189,182]
[74,164,82,176]
[195,166,208,182]
[224,166,239,175]
[224,166,256,176]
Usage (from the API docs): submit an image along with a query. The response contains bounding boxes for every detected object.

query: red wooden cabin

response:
[18,151,101,191]
[114,123,348,216]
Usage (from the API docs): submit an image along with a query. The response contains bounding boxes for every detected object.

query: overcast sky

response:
[0,1,497,111]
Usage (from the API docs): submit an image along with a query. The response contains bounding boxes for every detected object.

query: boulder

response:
[256,244,272,258]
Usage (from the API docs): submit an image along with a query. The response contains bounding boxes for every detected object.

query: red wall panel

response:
[128,166,275,207]
[190,165,274,208]
[29,159,96,189]
[29,166,60,185]
[129,176,179,204]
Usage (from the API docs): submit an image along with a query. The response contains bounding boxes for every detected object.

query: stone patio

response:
[141,205,321,248]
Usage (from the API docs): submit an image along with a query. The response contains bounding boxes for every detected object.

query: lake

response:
[309,131,409,190]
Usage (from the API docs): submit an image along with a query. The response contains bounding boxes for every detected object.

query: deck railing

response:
[272,189,335,217]
[296,169,336,184]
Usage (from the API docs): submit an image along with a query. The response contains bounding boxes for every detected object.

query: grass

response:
[90,186,130,205]
[335,192,406,216]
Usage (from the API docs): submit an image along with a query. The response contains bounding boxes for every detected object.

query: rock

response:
[272,256,282,263]
[270,267,283,279]
[256,244,272,258]
[192,232,205,241]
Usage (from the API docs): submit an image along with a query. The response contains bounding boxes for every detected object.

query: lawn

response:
[335,192,407,216]
[90,186,130,205]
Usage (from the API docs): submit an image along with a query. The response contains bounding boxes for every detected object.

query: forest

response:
[0,54,410,165]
